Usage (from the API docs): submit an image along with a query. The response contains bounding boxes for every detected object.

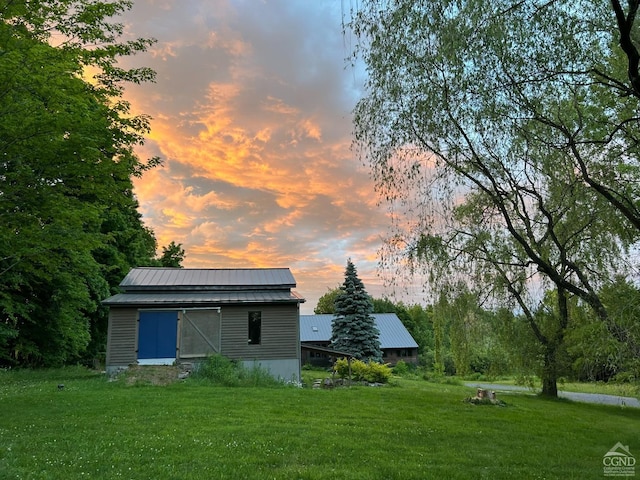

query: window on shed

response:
[248,311,261,345]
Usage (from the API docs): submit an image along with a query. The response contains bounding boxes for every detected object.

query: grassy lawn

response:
[556,380,639,398]
[462,375,640,398]
[1,367,638,479]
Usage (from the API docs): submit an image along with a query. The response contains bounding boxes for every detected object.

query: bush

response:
[191,354,283,387]
[351,359,369,381]
[333,357,351,379]
[366,361,392,383]
[192,354,241,386]
[333,357,392,384]
[393,360,409,376]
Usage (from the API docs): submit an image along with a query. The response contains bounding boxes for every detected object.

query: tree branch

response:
[610,0,640,98]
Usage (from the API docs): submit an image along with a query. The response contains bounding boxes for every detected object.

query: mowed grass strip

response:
[0,368,638,479]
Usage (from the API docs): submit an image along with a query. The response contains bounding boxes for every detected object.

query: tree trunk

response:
[541,344,558,398]
[540,287,569,398]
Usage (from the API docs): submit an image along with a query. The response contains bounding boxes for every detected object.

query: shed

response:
[102,267,305,381]
[300,313,419,366]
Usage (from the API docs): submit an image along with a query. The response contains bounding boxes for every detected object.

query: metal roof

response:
[119,267,297,291]
[299,313,418,349]
[103,290,305,306]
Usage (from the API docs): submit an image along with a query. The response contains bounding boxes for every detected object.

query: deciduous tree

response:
[156,241,186,268]
[348,0,640,395]
[0,1,159,366]
[314,287,340,314]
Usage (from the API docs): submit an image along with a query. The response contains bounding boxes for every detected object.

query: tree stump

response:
[476,388,496,400]
[465,388,504,406]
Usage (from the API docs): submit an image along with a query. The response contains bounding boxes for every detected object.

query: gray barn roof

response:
[102,290,305,306]
[102,267,305,306]
[300,313,418,349]
[119,267,297,291]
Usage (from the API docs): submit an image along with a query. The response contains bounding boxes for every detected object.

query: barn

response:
[300,313,419,366]
[102,267,305,381]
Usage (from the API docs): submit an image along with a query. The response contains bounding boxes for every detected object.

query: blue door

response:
[138,311,178,360]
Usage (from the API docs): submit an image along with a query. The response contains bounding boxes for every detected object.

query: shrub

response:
[333,357,351,379]
[240,361,284,387]
[192,354,241,386]
[351,359,369,381]
[393,360,409,376]
[366,361,392,383]
[332,357,392,383]
[419,350,435,369]
[192,354,283,387]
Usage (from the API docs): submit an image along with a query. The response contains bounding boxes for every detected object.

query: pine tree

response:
[330,260,382,361]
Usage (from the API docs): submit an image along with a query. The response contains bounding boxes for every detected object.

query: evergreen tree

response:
[331,260,382,361]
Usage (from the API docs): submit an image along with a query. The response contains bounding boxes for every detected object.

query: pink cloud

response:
[122,0,408,311]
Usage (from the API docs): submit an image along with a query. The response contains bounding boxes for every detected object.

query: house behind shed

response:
[102,267,305,381]
[300,313,419,366]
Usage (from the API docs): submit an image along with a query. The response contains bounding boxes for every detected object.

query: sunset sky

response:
[119,0,421,313]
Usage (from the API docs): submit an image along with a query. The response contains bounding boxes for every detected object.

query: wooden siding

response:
[106,307,138,366]
[178,309,221,358]
[220,304,299,361]
[301,343,418,367]
[382,348,418,366]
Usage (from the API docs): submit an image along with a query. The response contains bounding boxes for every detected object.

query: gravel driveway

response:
[464,382,640,408]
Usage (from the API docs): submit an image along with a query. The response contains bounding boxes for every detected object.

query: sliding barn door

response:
[137,311,178,364]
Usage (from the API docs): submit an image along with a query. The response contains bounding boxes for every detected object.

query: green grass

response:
[1,367,638,479]
[558,380,640,398]
[463,375,640,398]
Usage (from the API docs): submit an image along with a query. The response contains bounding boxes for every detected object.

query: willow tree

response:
[348,0,640,396]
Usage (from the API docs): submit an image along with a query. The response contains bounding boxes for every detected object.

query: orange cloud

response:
[120,0,423,312]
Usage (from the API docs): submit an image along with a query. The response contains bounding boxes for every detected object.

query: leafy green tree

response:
[86,194,159,364]
[156,241,186,268]
[567,278,640,382]
[438,288,481,377]
[314,287,341,314]
[331,260,382,361]
[0,1,158,366]
[371,297,396,313]
[431,292,451,376]
[348,0,639,396]
[404,303,434,367]
[493,307,544,384]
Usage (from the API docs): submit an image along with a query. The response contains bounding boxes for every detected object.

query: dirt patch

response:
[119,365,184,386]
